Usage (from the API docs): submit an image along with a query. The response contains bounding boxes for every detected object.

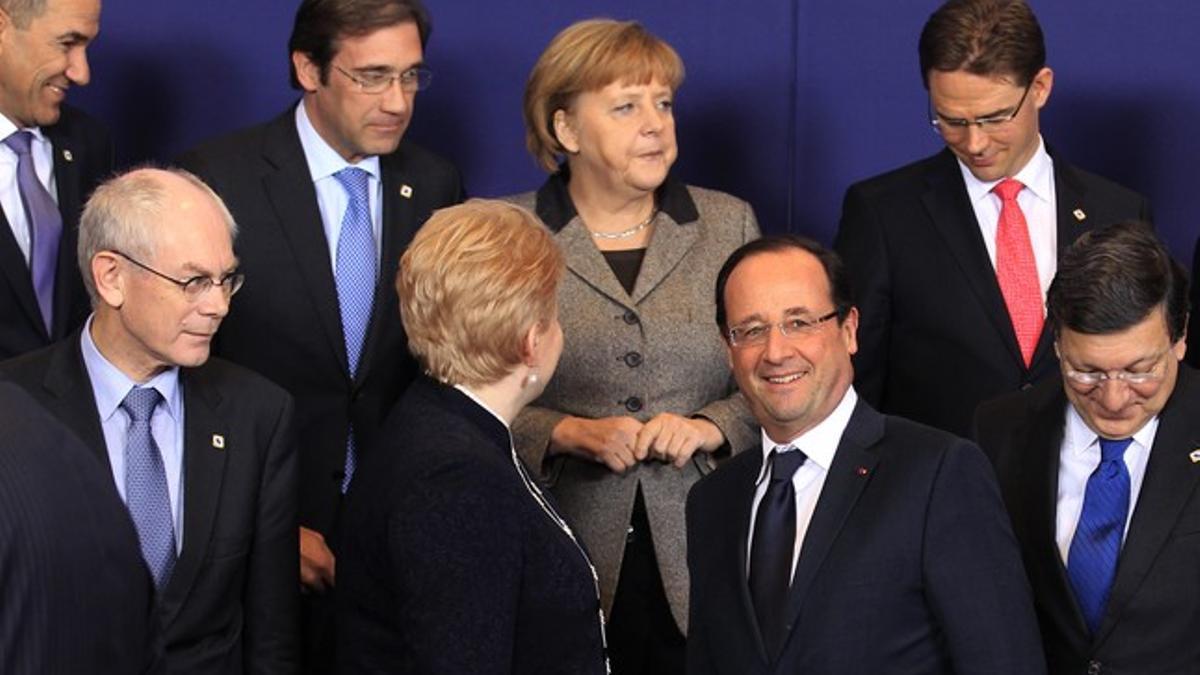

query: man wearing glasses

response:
[0,167,300,673]
[686,234,1045,674]
[975,221,1197,674]
[177,1,464,670]
[834,0,1149,438]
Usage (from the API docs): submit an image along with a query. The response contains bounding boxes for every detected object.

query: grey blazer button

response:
[622,310,639,325]
[623,351,643,368]
[624,396,644,412]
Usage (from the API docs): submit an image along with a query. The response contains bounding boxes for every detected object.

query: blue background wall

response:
[72,0,1198,264]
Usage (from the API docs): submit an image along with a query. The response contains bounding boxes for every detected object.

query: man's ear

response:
[91,252,126,308]
[292,51,322,93]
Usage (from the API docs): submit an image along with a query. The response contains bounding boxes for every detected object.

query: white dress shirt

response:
[0,114,59,265]
[746,386,858,581]
[294,102,383,271]
[1055,404,1157,564]
[958,135,1058,303]
[80,315,187,553]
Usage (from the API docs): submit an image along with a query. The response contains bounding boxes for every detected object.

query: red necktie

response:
[993,178,1043,367]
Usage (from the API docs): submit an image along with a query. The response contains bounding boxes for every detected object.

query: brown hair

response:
[288,0,431,89]
[918,0,1046,88]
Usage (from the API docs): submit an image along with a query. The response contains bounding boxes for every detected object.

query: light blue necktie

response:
[333,167,377,493]
[4,131,61,333]
[1067,436,1132,634]
[122,386,177,590]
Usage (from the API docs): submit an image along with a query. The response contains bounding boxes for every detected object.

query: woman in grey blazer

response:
[508,19,760,674]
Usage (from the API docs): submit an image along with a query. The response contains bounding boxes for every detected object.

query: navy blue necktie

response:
[1067,437,1132,634]
[4,131,61,333]
[749,446,807,657]
[122,386,177,590]
[332,167,377,493]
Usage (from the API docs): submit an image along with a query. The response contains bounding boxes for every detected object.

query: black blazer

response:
[974,367,1200,675]
[834,148,1149,437]
[177,106,465,538]
[0,381,161,675]
[0,105,112,361]
[1188,236,1199,369]
[0,332,300,675]
[686,398,1046,675]
[337,377,608,675]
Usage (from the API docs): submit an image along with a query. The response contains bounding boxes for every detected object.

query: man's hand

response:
[300,526,335,592]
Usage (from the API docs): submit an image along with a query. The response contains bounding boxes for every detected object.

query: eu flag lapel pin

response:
[400,184,413,199]
[212,434,225,450]
[1072,208,1087,222]
[1189,449,1200,464]
[62,149,74,162]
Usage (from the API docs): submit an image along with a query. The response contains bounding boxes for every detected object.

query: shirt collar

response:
[294,101,381,183]
[532,164,700,233]
[0,115,49,152]
[79,315,183,423]
[453,383,512,430]
[755,386,859,485]
[1064,399,1160,458]
[959,134,1053,206]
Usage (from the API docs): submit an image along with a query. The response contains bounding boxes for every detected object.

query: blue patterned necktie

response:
[749,446,808,658]
[122,386,177,590]
[1067,436,1133,634]
[333,167,377,493]
[4,131,62,333]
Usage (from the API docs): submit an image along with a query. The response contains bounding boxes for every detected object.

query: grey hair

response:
[78,166,238,305]
[0,0,48,28]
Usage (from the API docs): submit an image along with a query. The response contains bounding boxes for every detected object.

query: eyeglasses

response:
[113,251,244,301]
[333,64,432,94]
[929,82,1032,137]
[1061,346,1172,388]
[727,310,839,348]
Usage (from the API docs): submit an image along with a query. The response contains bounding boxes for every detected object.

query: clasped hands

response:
[551,413,724,473]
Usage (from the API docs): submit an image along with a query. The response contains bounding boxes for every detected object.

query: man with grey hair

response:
[0,0,113,361]
[0,167,301,674]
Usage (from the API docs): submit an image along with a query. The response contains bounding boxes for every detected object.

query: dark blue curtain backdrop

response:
[72,1,1198,264]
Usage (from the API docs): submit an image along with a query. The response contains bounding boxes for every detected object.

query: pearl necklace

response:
[589,208,658,240]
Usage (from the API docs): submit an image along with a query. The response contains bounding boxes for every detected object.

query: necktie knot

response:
[993,178,1024,202]
[769,446,807,483]
[121,386,162,423]
[3,130,33,156]
[1099,437,1133,464]
[334,166,371,201]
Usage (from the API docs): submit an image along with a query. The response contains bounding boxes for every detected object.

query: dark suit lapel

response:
[920,151,1025,369]
[781,399,880,646]
[159,365,229,626]
[259,110,350,375]
[40,331,108,464]
[629,215,698,304]
[0,210,42,336]
[725,450,771,662]
[557,218,633,308]
[1097,368,1200,643]
[43,123,84,340]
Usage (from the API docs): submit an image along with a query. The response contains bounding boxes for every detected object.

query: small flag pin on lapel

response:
[212,434,225,450]
[1189,449,1200,464]
[400,184,413,199]
[62,149,73,162]
[1073,208,1086,222]
[855,466,869,477]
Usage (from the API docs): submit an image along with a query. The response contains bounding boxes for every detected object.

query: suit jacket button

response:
[624,396,643,412]
[622,310,639,325]
[1087,660,1102,675]
[623,351,643,368]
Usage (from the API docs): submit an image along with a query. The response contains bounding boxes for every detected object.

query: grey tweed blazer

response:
[508,174,760,633]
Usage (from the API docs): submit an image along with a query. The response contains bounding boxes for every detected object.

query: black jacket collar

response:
[532,166,700,233]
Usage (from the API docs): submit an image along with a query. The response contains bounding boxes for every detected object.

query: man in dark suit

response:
[834,0,1149,437]
[975,222,1198,674]
[177,4,463,666]
[0,381,161,675]
[0,0,113,361]
[0,167,299,674]
[1188,235,1198,368]
[685,235,1044,674]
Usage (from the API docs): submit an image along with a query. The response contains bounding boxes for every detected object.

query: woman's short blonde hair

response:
[397,199,564,387]
[523,18,685,173]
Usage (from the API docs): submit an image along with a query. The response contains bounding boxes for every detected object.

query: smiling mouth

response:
[765,372,805,384]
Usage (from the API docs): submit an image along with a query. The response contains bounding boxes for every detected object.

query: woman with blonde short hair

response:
[336,199,608,674]
[510,18,761,673]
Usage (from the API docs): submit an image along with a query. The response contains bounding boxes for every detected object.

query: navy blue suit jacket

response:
[686,397,1046,675]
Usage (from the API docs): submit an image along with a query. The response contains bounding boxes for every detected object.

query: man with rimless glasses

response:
[975,221,1198,674]
[0,167,301,673]
[178,1,464,670]
[834,0,1149,439]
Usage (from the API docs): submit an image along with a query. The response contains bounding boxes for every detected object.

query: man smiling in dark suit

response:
[835,0,1149,437]
[976,221,1199,674]
[177,1,464,670]
[0,0,113,361]
[0,167,299,674]
[686,235,1044,675]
